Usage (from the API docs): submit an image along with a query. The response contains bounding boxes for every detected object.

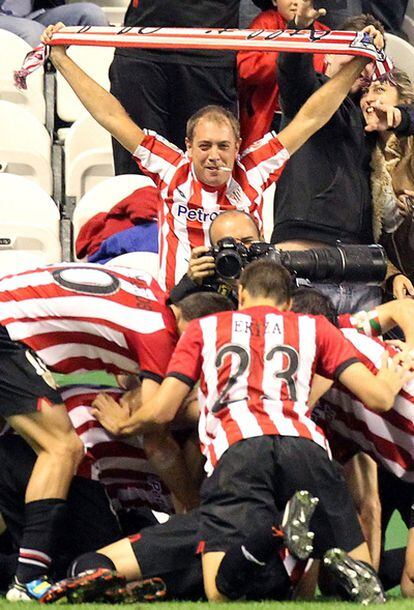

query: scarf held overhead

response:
[14,25,392,89]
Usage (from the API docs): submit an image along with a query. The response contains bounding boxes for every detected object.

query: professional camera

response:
[207,238,387,285]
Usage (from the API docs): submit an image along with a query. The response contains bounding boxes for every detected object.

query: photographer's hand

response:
[188,246,216,285]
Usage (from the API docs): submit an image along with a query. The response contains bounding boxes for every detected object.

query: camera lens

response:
[215,250,243,280]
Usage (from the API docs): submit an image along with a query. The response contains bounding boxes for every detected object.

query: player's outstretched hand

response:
[41,22,68,59]
[92,392,130,436]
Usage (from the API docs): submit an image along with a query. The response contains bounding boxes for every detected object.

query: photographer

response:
[169,210,261,305]
[169,209,389,311]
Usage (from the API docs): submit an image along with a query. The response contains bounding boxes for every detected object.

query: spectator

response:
[238,0,329,148]
[361,68,414,294]
[271,3,400,312]
[109,0,240,175]
[0,1,108,48]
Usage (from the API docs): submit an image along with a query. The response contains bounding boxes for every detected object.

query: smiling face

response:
[185,117,241,188]
[271,0,298,21]
[360,80,400,121]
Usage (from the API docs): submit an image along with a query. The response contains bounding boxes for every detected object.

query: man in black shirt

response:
[110,0,240,174]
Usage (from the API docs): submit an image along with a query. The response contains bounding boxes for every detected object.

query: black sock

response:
[0,553,18,591]
[216,523,283,600]
[68,552,116,578]
[379,548,405,590]
[16,499,66,583]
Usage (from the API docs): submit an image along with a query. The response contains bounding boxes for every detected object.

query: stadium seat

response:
[65,111,115,201]
[262,182,276,242]
[0,29,45,123]
[0,101,52,193]
[72,173,156,257]
[384,32,414,83]
[105,252,159,279]
[0,174,61,273]
[56,45,114,123]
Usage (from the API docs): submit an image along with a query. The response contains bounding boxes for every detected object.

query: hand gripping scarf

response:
[14,25,392,90]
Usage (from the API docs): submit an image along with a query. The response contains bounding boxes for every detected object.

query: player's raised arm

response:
[41,23,145,153]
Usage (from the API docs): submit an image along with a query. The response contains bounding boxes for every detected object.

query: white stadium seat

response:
[384,32,414,83]
[65,112,115,200]
[105,252,159,279]
[0,29,45,123]
[56,45,114,123]
[0,174,61,273]
[72,173,156,256]
[0,101,52,193]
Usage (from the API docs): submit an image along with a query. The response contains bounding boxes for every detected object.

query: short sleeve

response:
[127,308,179,384]
[132,130,185,187]
[239,132,290,192]
[166,320,204,387]
[316,316,361,379]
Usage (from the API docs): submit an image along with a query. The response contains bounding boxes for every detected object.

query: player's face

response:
[186,118,241,187]
[272,0,298,22]
[325,54,375,94]
[360,80,400,122]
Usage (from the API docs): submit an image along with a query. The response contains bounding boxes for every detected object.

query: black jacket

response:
[271,44,374,246]
[33,0,64,9]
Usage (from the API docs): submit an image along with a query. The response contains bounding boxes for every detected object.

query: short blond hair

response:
[186,105,240,142]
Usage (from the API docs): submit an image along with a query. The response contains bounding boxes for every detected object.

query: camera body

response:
[206,237,387,286]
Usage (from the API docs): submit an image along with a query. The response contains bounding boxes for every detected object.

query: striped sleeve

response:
[315,316,361,379]
[240,131,290,192]
[166,319,203,387]
[132,130,185,187]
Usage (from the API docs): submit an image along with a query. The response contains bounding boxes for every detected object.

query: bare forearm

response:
[377,300,414,345]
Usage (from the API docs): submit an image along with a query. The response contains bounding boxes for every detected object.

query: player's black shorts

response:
[0,325,62,416]
[378,466,414,531]
[130,510,204,601]
[131,509,294,601]
[199,435,364,556]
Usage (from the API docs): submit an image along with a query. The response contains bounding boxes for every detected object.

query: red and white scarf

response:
[14,25,392,90]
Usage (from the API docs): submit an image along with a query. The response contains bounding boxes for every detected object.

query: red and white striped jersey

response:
[133,130,290,290]
[0,263,177,379]
[313,328,414,482]
[167,306,359,475]
[62,385,174,514]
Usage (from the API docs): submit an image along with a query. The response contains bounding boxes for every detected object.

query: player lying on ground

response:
[40,489,385,604]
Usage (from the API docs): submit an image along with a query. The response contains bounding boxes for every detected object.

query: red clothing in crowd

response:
[237,10,329,148]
